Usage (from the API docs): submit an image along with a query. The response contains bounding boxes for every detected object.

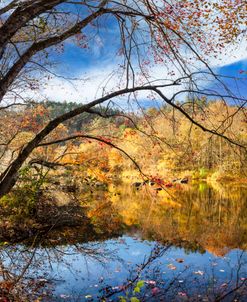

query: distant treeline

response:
[1,99,246,180]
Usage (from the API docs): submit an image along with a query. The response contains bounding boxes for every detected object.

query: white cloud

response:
[40,65,123,103]
[29,63,185,108]
[4,35,246,108]
[209,39,247,68]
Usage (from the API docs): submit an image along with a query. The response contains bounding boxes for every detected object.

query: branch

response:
[29,158,65,170]
[38,134,146,176]
[0,8,105,100]
[0,3,156,100]
[0,85,153,197]
[0,0,65,50]
[85,108,177,152]
[0,0,18,15]
[0,83,245,198]
[215,279,247,302]
[153,87,247,150]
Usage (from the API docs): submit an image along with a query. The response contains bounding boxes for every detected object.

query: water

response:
[1,182,246,301]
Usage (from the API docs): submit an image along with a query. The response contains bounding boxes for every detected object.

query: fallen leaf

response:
[175,258,184,263]
[60,294,70,299]
[194,270,204,276]
[167,264,177,270]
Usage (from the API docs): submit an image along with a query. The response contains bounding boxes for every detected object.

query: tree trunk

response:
[0,85,154,198]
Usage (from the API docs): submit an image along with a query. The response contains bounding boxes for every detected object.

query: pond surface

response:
[1,182,247,301]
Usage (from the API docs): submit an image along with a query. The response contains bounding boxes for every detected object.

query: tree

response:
[0,0,246,198]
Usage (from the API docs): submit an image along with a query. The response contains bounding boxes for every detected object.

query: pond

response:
[0,181,246,301]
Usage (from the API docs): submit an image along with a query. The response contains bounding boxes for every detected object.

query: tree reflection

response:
[0,236,121,301]
[0,237,246,301]
[99,247,247,302]
[106,182,247,254]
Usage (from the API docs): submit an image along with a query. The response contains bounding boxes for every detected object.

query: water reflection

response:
[105,182,247,254]
[0,238,246,301]
[0,182,246,301]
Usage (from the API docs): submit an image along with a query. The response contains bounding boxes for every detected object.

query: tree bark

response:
[0,0,65,55]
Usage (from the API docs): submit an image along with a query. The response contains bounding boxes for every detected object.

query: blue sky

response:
[1,1,246,107]
[35,13,247,108]
[52,14,121,76]
[215,59,247,98]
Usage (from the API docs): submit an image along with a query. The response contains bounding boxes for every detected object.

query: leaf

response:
[167,264,177,270]
[136,280,145,288]
[130,298,140,302]
[0,241,9,246]
[60,294,70,299]
[194,270,204,276]
[175,258,184,263]
[133,286,140,294]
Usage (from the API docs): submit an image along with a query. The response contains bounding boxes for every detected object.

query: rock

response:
[180,177,189,184]
[132,182,143,189]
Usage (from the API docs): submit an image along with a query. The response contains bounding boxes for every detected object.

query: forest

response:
[1,99,246,185]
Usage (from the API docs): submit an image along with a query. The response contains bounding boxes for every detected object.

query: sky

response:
[35,47,246,112]
[15,7,247,110]
[0,1,246,109]
[36,31,247,109]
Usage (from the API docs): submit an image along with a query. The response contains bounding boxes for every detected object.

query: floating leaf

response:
[175,258,184,263]
[60,294,70,299]
[194,270,204,276]
[167,264,177,270]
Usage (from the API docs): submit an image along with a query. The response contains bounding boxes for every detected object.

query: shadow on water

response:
[0,182,246,301]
